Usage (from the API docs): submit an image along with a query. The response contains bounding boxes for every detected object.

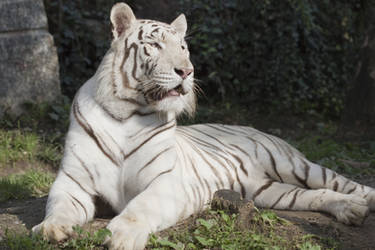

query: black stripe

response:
[124,120,176,160]
[303,160,310,187]
[229,144,256,168]
[253,180,274,200]
[123,110,155,121]
[225,158,246,198]
[342,179,351,192]
[333,181,339,191]
[73,101,119,167]
[270,192,287,209]
[138,29,143,40]
[68,192,88,220]
[347,186,357,194]
[71,149,95,184]
[118,97,145,106]
[288,189,300,208]
[258,141,283,182]
[181,129,248,177]
[205,124,239,136]
[63,170,92,196]
[258,132,283,155]
[178,129,222,151]
[190,184,198,210]
[322,167,327,185]
[144,167,174,190]
[292,169,309,188]
[292,160,310,188]
[187,127,231,149]
[143,47,150,56]
[201,149,234,190]
[203,179,212,200]
[188,155,207,198]
[189,144,225,188]
[137,147,173,176]
[228,152,248,176]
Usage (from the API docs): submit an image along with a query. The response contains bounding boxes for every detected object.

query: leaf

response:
[194,235,214,247]
[197,218,216,230]
[155,238,180,249]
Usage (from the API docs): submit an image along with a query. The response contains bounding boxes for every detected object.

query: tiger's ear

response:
[110,3,136,39]
[171,14,187,37]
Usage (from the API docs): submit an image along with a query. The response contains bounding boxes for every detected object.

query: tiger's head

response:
[95,3,196,118]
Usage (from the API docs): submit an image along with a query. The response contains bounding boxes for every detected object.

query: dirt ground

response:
[1,181,375,250]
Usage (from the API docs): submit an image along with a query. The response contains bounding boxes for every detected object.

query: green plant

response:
[2,229,53,250]
[0,130,39,164]
[291,131,375,177]
[1,227,111,250]
[0,170,54,202]
[147,209,327,250]
[60,226,111,249]
[0,129,62,166]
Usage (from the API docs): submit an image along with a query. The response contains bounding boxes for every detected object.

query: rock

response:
[211,189,245,213]
[0,0,60,117]
[211,189,255,229]
[0,0,47,32]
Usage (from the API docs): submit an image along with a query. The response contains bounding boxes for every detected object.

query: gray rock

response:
[0,0,60,117]
[211,189,256,229]
[0,0,48,32]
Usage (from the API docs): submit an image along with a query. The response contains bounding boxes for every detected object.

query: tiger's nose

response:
[174,68,194,80]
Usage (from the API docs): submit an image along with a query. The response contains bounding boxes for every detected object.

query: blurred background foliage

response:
[43,0,371,118]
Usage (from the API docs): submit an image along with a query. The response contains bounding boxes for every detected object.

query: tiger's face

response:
[104,3,196,116]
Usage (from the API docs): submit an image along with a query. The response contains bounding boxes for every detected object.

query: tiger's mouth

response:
[148,84,187,101]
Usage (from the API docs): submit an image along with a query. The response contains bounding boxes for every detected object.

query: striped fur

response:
[33,3,375,250]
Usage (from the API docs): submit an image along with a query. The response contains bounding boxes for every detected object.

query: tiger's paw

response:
[330,194,369,225]
[105,215,150,250]
[32,217,75,242]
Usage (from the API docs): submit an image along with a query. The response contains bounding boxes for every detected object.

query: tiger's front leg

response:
[32,170,96,241]
[105,176,192,250]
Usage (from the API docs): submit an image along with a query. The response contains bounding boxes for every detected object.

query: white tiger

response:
[33,3,375,250]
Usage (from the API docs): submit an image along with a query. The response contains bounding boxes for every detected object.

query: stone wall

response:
[0,0,60,117]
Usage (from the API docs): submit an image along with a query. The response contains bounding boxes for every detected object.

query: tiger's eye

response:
[151,43,162,50]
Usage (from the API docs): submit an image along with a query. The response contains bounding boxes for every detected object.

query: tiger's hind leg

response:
[250,179,369,225]
[32,171,96,242]
[285,160,375,211]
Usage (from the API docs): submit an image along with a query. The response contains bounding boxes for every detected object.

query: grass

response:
[147,209,331,250]
[0,170,54,202]
[1,226,111,250]
[0,129,61,167]
[290,123,375,177]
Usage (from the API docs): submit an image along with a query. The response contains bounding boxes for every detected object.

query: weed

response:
[1,229,53,250]
[0,129,62,167]
[147,209,325,250]
[59,226,111,249]
[0,170,54,202]
[292,134,375,177]
[1,227,111,250]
